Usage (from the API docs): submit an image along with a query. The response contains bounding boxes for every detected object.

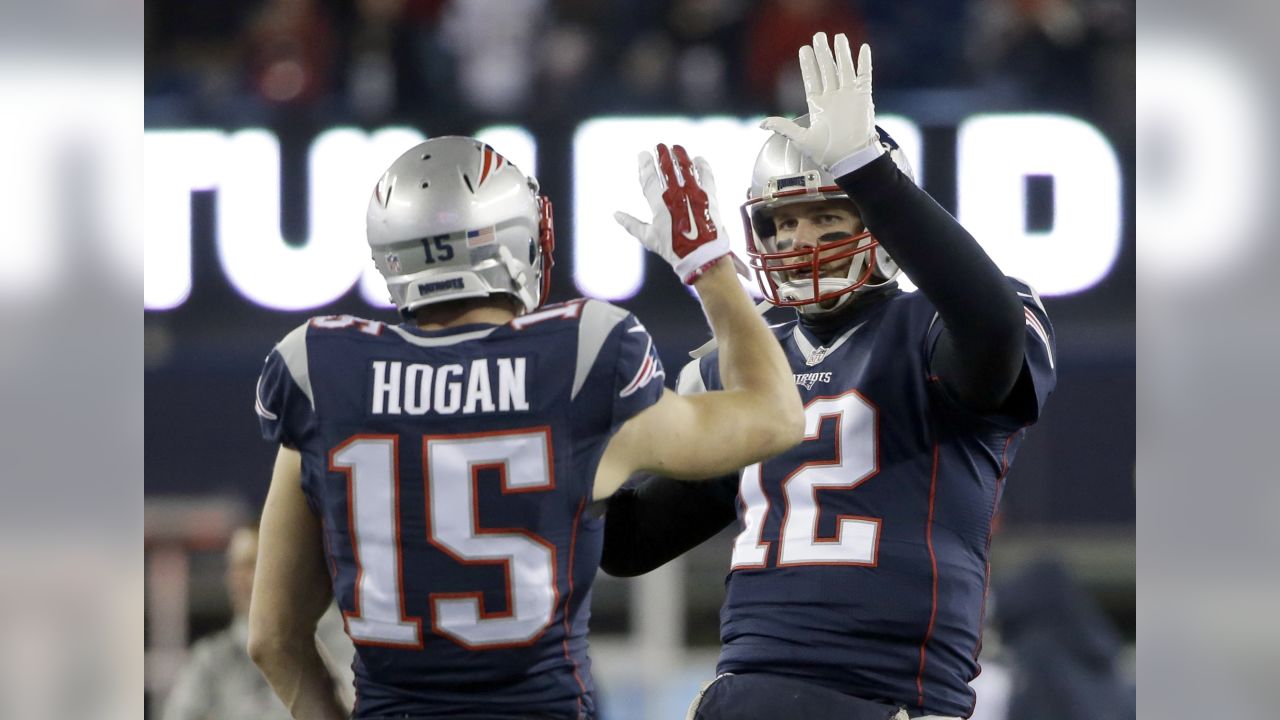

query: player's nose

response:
[792,221,820,249]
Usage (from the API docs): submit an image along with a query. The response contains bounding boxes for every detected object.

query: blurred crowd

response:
[146,0,1133,131]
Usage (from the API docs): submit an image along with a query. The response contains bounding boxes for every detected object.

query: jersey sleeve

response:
[570,300,667,432]
[1009,279,1057,422]
[927,278,1057,424]
[610,313,667,429]
[254,322,318,448]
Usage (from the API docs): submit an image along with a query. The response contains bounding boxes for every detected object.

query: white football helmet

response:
[741,120,914,315]
[366,136,554,316]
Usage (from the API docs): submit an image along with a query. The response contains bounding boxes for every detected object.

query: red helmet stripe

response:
[477,146,508,185]
[479,148,493,184]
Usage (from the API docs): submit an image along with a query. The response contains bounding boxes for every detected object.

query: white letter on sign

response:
[957,114,1121,296]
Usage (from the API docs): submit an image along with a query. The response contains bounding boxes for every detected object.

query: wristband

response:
[682,253,729,285]
[829,142,885,179]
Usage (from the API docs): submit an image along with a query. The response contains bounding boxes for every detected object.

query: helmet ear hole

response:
[871,245,900,283]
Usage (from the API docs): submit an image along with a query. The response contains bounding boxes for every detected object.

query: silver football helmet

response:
[366,136,554,316]
[741,120,914,315]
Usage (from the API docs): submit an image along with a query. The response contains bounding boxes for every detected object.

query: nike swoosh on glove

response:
[615,143,731,284]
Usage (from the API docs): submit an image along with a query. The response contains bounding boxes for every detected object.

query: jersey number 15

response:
[330,429,558,650]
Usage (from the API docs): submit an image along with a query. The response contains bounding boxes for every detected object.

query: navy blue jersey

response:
[679,279,1055,718]
[254,300,666,719]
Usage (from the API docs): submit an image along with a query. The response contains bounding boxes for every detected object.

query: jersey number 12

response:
[731,391,881,568]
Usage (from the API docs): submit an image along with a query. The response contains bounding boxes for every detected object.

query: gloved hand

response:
[614,143,730,284]
[760,33,883,176]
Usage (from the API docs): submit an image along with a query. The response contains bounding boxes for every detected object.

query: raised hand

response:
[614,143,730,284]
[760,33,882,173]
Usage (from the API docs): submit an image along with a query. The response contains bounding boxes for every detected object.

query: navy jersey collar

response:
[796,284,900,344]
[395,321,507,338]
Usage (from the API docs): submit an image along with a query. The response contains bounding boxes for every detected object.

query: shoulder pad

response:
[274,321,314,405]
[572,300,631,400]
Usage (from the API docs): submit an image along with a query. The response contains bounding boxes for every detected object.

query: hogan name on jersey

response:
[369,357,530,416]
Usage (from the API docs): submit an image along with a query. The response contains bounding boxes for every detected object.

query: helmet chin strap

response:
[789,237,901,316]
[495,243,539,312]
[688,253,898,359]
[787,278,860,315]
[688,243,890,359]
[770,230,865,313]
[777,230,868,314]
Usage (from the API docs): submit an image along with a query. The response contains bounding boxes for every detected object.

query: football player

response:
[246,136,803,719]
[602,34,1057,720]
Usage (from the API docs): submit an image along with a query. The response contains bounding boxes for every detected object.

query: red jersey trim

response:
[916,441,941,708]
[561,498,590,714]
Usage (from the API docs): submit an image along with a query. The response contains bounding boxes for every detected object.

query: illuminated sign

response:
[143,126,535,310]
[142,114,1124,312]
[957,114,1122,295]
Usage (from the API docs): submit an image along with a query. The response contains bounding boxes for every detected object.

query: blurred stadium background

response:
[142,1,1135,718]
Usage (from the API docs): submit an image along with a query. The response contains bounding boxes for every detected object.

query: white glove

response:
[614,143,731,284]
[760,33,883,177]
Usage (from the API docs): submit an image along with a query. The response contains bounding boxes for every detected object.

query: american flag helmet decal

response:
[466,226,496,247]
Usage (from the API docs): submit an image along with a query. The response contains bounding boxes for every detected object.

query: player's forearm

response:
[837,154,1025,405]
[693,258,803,439]
[251,449,348,719]
[601,473,738,576]
[250,637,348,720]
[837,154,1023,345]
